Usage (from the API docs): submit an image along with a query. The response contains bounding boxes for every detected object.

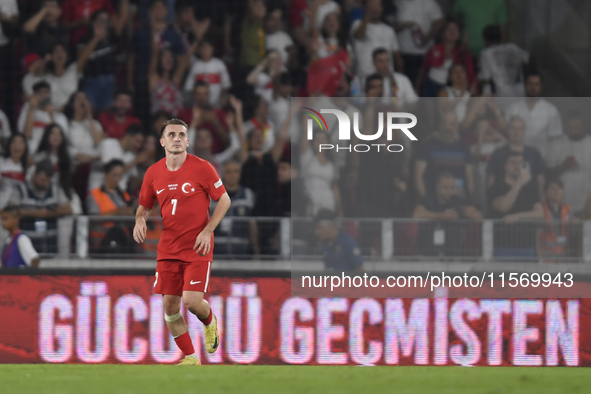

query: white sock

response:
[205,314,215,328]
[187,353,198,360]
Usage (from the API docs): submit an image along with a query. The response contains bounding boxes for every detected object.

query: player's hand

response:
[193,229,212,256]
[133,218,147,243]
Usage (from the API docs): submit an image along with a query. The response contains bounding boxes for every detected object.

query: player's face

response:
[160,124,189,154]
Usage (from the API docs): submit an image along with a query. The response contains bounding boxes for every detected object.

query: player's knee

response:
[163,297,181,316]
[183,295,204,313]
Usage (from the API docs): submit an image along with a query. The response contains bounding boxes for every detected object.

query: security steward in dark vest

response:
[315,209,364,271]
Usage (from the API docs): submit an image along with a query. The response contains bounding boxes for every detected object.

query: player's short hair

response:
[372,47,388,61]
[104,159,125,174]
[32,80,51,93]
[160,118,189,137]
[2,205,20,217]
[436,171,456,183]
[34,158,56,178]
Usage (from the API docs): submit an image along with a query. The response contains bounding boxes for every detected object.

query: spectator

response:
[43,43,90,111]
[267,72,293,142]
[479,25,528,97]
[315,209,363,271]
[300,129,341,216]
[0,0,18,122]
[18,81,69,153]
[452,0,507,57]
[487,152,543,257]
[546,111,591,213]
[243,96,275,154]
[180,81,229,153]
[87,125,152,192]
[246,51,284,103]
[393,0,445,84]
[438,63,473,124]
[308,3,346,60]
[240,113,290,218]
[175,0,210,56]
[149,110,170,162]
[1,206,40,268]
[60,0,118,46]
[276,158,308,217]
[504,70,563,158]
[9,159,73,254]
[210,160,259,256]
[265,6,294,65]
[351,0,402,83]
[416,20,475,97]
[0,134,29,209]
[86,159,135,215]
[190,96,245,174]
[471,118,506,213]
[21,53,46,100]
[239,0,267,68]
[370,47,418,107]
[537,179,574,262]
[0,107,11,146]
[183,39,231,108]
[23,0,67,56]
[414,171,482,256]
[149,41,184,116]
[86,159,136,253]
[486,116,545,200]
[98,90,141,139]
[76,9,121,111]
[415,111,474,198]
[129,0,187,122]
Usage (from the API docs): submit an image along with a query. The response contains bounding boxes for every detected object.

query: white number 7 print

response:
[171,199,178,215]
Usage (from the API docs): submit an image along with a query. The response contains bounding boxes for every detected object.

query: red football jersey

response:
[139,154,226,263]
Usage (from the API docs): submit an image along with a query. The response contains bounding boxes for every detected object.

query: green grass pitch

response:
[1,365,590,394]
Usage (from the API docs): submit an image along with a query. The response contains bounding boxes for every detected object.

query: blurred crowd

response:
[0,0,588,260]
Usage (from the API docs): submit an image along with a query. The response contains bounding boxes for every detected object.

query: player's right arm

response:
[134,167,156,244]
[133,205,150,243]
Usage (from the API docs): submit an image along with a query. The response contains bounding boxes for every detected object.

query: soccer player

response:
[133,118,231,365]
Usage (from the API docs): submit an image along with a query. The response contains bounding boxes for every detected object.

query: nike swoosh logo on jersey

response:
[190,280,201,285]
[157,189,165,194]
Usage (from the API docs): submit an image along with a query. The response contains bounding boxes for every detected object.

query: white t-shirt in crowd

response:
[87,138,137,191]
[304,1,340,30]
[394,0,444,55]
[350,20,399,80]
[0,108,11,140]
[504,98,563,158]
[67,119,104,158]
[300,148,336,215]
[479,43,529,97]
[0,156,25,209]
[382,72,419,108]
[17,103,69,153]
[266,31,294,64]
[254,72,274,103]
[545,134,591,212]
[0,0,18,46]
[184,57,231,108]
[22,74,45,97]
[443,86,471,123]
[44,63,82,109]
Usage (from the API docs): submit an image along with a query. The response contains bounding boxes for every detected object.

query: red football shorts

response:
[153,260,212,296]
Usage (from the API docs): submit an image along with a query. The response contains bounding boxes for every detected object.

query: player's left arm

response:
[194,192,231,255]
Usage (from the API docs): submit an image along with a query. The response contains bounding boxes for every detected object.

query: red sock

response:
[174,332,195,356]
[199,308,213,326]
